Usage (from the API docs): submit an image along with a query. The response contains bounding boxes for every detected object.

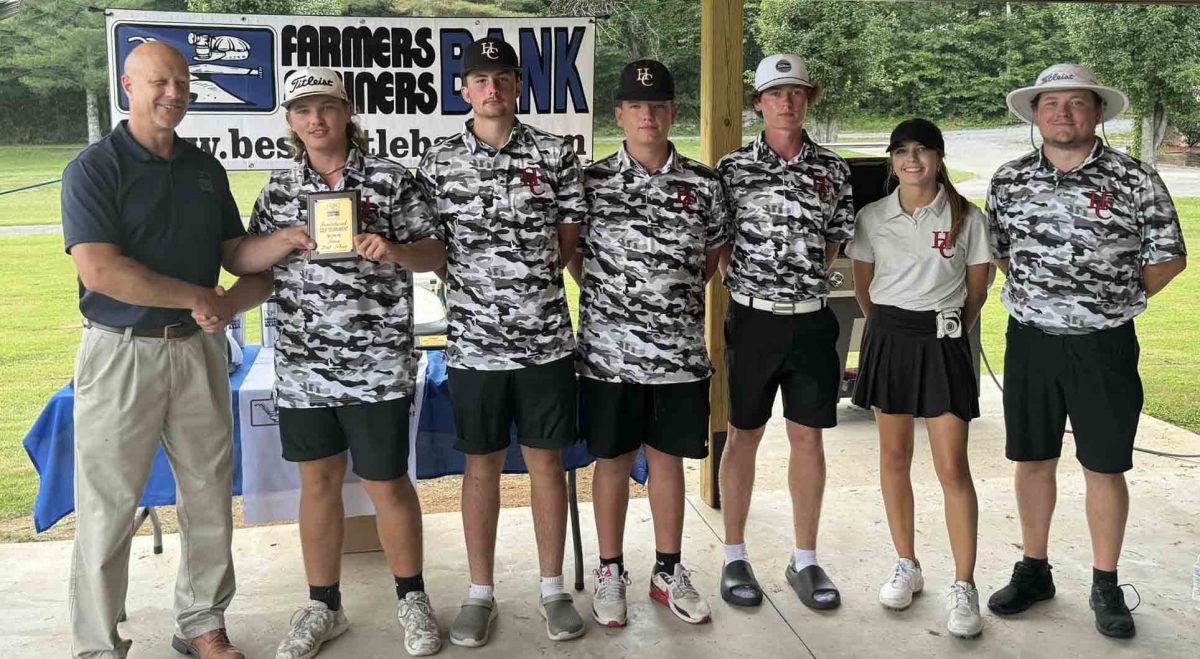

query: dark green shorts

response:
[580,377,711,460]
[1003,318,1143,474]
[446,356,578,454]
[278,397,411,481]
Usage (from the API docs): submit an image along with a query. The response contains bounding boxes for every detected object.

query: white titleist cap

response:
[282,67,348,108]
[754,54,812,92]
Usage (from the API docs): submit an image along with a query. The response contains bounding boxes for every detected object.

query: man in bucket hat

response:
[985,63,1187,638]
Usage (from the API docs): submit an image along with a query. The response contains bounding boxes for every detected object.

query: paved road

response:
[0,225,60,237]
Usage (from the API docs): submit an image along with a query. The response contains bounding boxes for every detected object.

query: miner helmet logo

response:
[481,41,500,59]
[636,67,654,86]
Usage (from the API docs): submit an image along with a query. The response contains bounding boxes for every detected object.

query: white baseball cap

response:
[282,67,348,108]
[754,54,812,92]
[1006,63,1128,124]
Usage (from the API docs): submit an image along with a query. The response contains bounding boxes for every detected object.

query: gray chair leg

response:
[133,506,164,555]
[568,470,584,591]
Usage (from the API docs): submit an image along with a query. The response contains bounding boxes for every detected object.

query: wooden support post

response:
[699,0,744,509]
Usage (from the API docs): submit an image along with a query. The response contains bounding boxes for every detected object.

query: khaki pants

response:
[69,327,236,659]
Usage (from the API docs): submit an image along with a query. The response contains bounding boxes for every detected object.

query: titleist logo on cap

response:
[1041,72,1078,83]
[288,74,336,93]
[775,60,792,73]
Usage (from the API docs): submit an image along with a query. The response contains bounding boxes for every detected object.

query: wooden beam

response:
[700,0,743,509]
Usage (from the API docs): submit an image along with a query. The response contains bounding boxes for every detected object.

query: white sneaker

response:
[650,564,711,624]
[276,601,350,659]
[879,558,924,610]
[591,564,631,627]
[397,591,442,656]
[945,581,984,638]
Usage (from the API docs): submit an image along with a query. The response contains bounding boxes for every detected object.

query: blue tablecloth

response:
[22,347,614,533]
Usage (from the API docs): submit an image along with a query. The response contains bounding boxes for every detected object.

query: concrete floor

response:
[3,383,1199,658]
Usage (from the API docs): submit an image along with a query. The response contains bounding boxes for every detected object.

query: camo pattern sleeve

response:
[247,149,427,408]
[987,140,1187,333]
[416,120,577,370]
[717,131,855,303]
[577,145,729,384]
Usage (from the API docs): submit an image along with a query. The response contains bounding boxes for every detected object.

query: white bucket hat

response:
[754,54,812,92]
[1006,63,1128,124]
[282,67,348,108]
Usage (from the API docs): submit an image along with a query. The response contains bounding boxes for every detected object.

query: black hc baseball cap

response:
[616,59,675,102]
[462,37,520,76]
[887,118,945,153]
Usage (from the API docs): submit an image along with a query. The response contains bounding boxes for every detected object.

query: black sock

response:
[600,554,624,575]
[1022,555,1049,570]
[309,582,341,611]
[655,551,682,577]
[1092,567,1118,586]
[395,573,425,600]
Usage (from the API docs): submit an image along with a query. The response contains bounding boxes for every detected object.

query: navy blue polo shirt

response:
[61,120,245,328]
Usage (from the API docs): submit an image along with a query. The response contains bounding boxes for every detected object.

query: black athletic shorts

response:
[725,301,840,430]
[278,397,411,481]
[579,377,711,460]
[446,356,578,455]
[1003,317,1143,474]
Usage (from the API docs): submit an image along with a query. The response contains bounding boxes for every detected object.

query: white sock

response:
[540,574,565,598]
[468,583,494,601]
[724,543,748,565]
[792,548,818,571]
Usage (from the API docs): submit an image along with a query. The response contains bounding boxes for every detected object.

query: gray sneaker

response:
[275,601,349,659]
[537,592,585,641]
[448,597,497,648]
[397,592,442,656]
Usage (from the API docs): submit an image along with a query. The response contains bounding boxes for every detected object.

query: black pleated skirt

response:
[852,304,979,421]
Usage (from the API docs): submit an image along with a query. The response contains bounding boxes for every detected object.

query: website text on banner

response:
[105,9,596,170]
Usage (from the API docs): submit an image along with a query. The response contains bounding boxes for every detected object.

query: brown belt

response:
[85,320,200,340]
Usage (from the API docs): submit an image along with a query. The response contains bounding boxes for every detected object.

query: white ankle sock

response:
[540,574,565,598]
[792,548,817,570]
[468,583,494,601]
[724,543,748,565]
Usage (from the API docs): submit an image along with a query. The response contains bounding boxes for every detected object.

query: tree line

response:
[3,1,1198,165]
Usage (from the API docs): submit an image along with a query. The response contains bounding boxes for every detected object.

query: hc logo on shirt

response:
[675,184,696,211]
[521,166,546,195]
[932,231,954,259]
[1087,189,1115,219]
[360,194,380,223]
[811,172,828,201]
[637,68,654,86]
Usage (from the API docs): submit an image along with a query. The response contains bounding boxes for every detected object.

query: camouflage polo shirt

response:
[416,119,584,370]
[578,144,731,384]
[248,149,439,408]
[717,131,855,303]
[986,139,1187,333]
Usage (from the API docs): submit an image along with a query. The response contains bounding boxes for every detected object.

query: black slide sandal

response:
[786,564,841,610]
[720,559,764,607]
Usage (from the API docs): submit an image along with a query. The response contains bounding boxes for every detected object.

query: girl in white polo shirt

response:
[846,118,991,639]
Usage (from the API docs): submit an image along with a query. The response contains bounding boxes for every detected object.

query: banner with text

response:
[106,9,595,170]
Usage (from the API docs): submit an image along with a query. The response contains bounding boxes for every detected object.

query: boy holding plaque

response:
[416,37,587,646]
[226,67,447,658]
